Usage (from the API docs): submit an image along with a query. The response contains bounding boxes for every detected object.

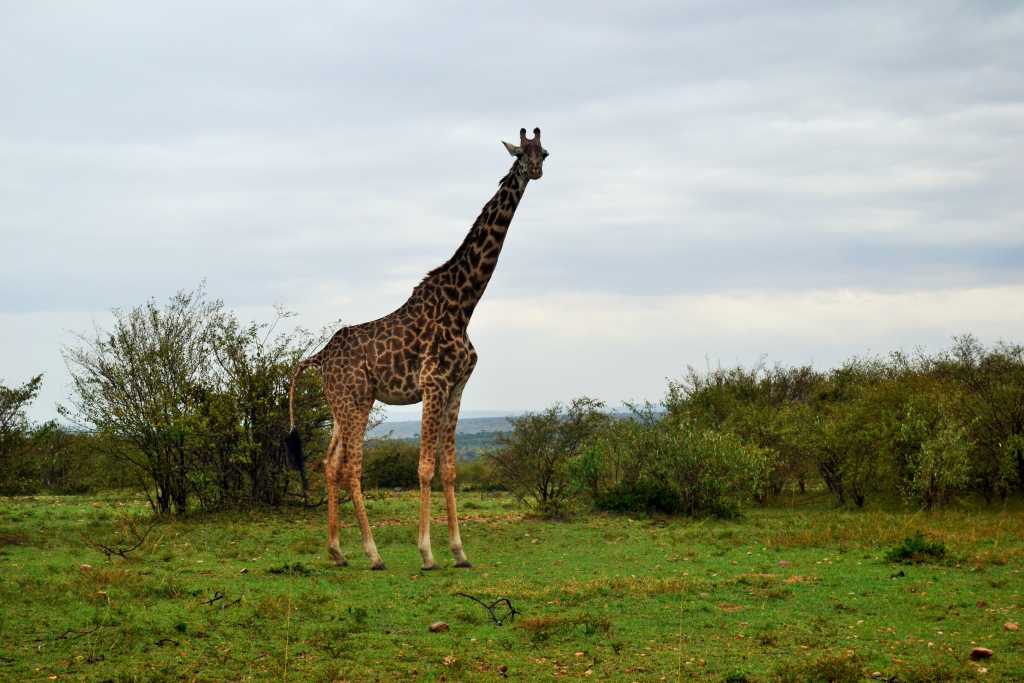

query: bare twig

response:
[84,516,159,561]
[454,592,521,626]
[36,624,114,642]
[202,591,242,609]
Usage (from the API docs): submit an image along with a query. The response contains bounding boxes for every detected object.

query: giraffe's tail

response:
[285,357,317,472]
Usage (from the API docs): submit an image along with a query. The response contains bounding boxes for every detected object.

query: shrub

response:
[579,408,773,518]
[666,341,1024,509]
[885,533,947,564]
[594,479,681,515]
[62,286,336,513]
[899,399,972,509]
[456,457,503,492]
[932,336,1024,499]
[488,398,611,517]
[363,439,419,489]
[0,375,43,494]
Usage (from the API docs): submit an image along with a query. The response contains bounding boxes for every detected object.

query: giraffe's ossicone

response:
[286,127,549,570]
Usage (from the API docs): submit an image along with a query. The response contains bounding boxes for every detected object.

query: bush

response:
[579,408,774,518]
[666,363,821,497]
[456,457,503,492]
[62,286,334,513]
[363,439,419,489]
[931,336,1024,499]
[594,480,681,515]
[667,339,1024,509]
[488,398,610,517]
[0,375,43,494]
[898,399,972,509]
[885,533,947,564]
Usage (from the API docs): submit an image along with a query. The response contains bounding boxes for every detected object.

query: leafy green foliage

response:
[61,286,337,513]
[579,407,773,518]
[488,397,610,517]
[885,532,948,564]
[670,338,1024,508]
[0,374,43,494]
[363,439,420,489]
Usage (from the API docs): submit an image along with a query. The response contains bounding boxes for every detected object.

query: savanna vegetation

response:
[1,491,1021,681]
[485,336,1024,521]
[2,286,1023,679]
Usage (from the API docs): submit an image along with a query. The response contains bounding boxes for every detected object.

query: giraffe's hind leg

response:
[417,384,449,570]
[440,382,470,567]
[344,396,386,570]
[323,422,348,566]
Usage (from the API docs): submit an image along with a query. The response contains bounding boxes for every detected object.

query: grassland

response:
[1,492,1022,681]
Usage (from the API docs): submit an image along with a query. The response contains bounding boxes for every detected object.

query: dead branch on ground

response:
[454,592,521,626]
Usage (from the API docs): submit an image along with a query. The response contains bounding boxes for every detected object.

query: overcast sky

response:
[3,1,1023,423]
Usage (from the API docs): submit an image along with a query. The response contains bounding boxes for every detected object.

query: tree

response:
[63,285,379,512]
[206,308,340,506]
[63,288,223,513]
[0,374,43,493]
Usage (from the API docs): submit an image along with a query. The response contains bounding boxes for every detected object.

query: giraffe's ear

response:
[502,141,522,157]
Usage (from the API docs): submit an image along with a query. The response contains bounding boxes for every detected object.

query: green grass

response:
[1,492,1022,681]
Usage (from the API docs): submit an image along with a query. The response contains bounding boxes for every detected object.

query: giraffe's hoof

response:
[420,563,439,571]
[329,550,348,567]
[454,560,473,569]
[371,562,387,571]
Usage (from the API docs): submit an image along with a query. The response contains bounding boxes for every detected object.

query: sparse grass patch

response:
[266,561,315,576]
[775,650,865,683]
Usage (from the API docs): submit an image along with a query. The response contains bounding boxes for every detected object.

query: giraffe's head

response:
[502,127,548,180]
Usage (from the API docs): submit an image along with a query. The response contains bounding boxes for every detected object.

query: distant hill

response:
[367,415,513,440]
[366,416,512,461]
[366,409,661,460]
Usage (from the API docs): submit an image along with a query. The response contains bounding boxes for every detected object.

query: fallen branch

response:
[454,592,521,626]
[36,624,115,643]
[202,591,242,609]
[85,517,159,561]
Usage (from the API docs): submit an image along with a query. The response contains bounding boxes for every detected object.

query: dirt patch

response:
[0,531,31,547]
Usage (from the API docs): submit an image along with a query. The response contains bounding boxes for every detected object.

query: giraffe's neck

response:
[419,159,529,324]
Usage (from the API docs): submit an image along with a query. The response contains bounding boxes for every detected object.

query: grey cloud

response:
[2,1,1023,420]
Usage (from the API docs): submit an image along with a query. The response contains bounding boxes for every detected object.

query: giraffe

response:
[286,127,548,570]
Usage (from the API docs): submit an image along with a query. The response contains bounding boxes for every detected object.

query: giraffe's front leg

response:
[417,388,447,570]
[441,382,470,567]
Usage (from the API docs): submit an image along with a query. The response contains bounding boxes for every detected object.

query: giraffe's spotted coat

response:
[289,128,548,570]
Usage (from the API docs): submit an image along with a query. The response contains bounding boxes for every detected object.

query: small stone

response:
[428,621,449,633]
[871,672,883,680]
[239,567,248,574]
[1005,622,1019,632]
[79,564,92,572]
[574,651,584,657]
[970,647,993,660]
[497,664,508,677]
